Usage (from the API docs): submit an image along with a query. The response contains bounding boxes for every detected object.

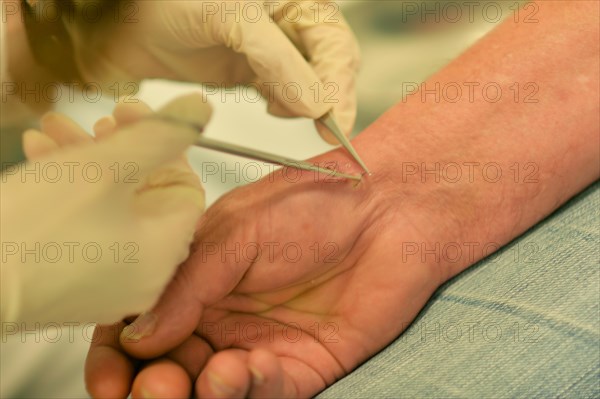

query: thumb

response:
[118,196,257,358]
[274,1,361,140]
[119,272,204,359]
[94,93,212,174]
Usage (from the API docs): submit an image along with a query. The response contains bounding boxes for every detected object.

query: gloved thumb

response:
[93,93,212,174]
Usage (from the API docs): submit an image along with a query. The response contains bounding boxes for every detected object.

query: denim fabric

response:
[319,182,600,399]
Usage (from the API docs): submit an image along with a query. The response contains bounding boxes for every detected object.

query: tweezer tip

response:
[319,113,371,176]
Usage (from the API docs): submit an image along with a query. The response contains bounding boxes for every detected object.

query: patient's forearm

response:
[348,1,598,279]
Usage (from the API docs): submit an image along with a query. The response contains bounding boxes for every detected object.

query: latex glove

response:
[0,93,209,326]
[71,0,360,141]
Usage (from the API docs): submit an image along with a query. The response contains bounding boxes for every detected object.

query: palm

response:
[195,238,426,397]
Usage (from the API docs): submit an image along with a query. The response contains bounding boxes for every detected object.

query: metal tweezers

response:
[156,111,369,182]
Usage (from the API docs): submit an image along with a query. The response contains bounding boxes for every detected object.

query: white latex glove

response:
[71,0,360,141]
[0,93,209,326]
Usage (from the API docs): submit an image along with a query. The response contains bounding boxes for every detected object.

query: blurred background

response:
[1,1,523,397]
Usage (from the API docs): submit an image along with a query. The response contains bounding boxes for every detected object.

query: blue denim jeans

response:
[319,182,600,398]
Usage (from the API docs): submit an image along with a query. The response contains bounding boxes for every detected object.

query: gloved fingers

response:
[154,93,213,131]
[307,24,360,141]
[93,102,153,143]
[113,97,205,209]
[131,176,205,278]
[266,1,360,139]
[111,99,210,158]
[92,93,211,175]
[93,116,117,140]
[92,98,205,218]
[22,129,59,160]
[112,101,154,126]
[85,322,138,399]
[283,2,361,140]
[40,112,95,146]
[302,22,360,141]
[134,164,206,215]
[93,101,153,141]
[207,6,330,120]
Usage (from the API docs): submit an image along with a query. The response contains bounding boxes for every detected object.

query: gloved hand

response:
[0,93,209,326]
[71,0,360,141]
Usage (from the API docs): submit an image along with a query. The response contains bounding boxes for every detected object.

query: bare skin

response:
[84,2,599,398]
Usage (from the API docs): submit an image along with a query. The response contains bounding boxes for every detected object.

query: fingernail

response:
[249,366,265,386]
[120,312,157,342]
[208,372,236,397]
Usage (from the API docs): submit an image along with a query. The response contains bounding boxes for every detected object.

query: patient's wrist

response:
[345,112,545,284]
[350,94,596,284]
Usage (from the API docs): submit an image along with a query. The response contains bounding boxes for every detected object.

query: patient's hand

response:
[84,141,446,398]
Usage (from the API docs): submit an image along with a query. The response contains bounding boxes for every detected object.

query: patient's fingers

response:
[165,334,214,380]
[22,129,60,160]
[246,348,295,398]
[195,349,251,398]
[85,322,137,399]
[40,112,94,146]
[129,335,213,398]
[131,359,192,399]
